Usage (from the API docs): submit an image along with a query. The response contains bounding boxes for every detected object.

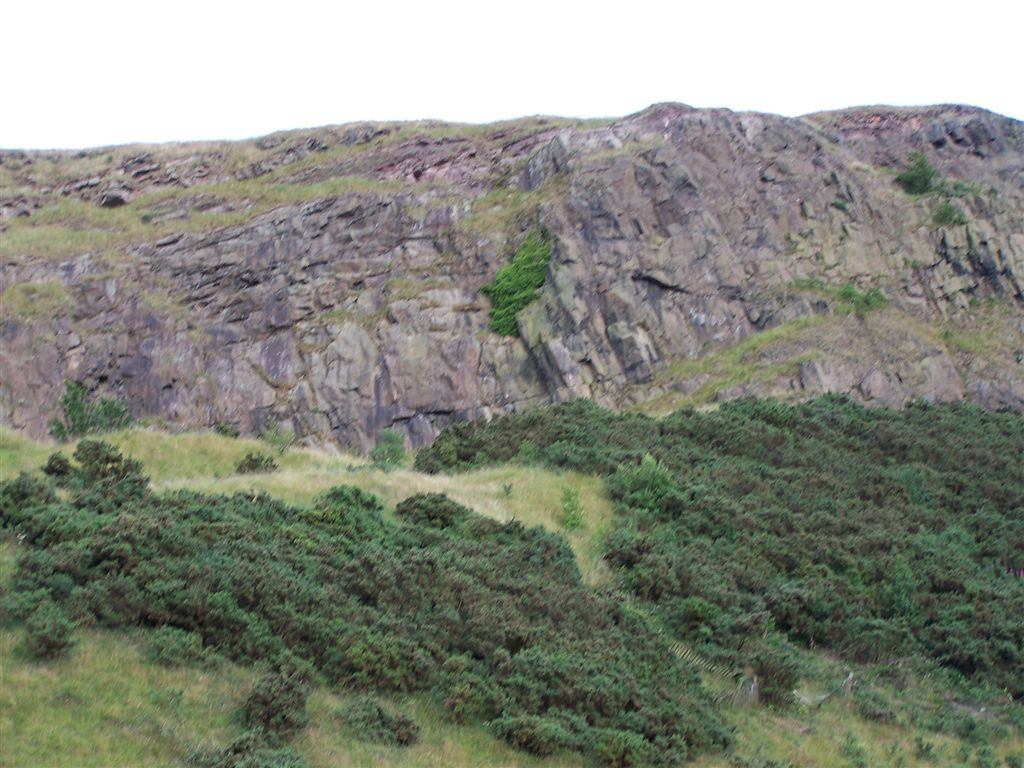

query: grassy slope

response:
[2,428,1022,768]
[628,302,1023,416]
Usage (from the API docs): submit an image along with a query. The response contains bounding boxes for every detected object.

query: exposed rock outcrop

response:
[2,104,1022,448]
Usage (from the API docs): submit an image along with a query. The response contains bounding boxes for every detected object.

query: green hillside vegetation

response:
[1,440,729,766]
[417,397,1024,695]
[2,399,1023,768]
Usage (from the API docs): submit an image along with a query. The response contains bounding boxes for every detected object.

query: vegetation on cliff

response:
[481,228,552,336]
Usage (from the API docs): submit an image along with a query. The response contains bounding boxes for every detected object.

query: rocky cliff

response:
[2,103,1022,448]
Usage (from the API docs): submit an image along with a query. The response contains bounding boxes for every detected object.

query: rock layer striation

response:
[2,104,1022,447]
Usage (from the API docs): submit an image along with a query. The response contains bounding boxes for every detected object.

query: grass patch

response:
[0,281,71,320]
[637,316,826,413]
[932,199,967,227]
[1,176,404,262]
[789,277,888,316]
[0,628,252,768]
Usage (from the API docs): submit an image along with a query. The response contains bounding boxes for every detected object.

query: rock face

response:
[2,104,1023,448]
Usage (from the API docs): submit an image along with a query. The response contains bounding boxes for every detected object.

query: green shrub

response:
[213,422,241,438]
[369,428,405,467]
[933,200,968,227]
[42,452,73,481]
[235,453,278,474]
[310,485,387,545]
[854,686,897,723]
[0,472,57,528]
[187,730,309,768]
[242,669,310,738]
[71,440,149,512]
[49,380,132,441]
[751,642,800,707]
[836,283,889,316]
[593,728,654,767]
[560,487,584,530]
[490,714,577,757]
[144,625,212,667]
[605,454,683,519]
[481,228,551,336]
[23,600,74,659]
[896,151,939,195]
[394,493,471,529]
[339,695,420,746]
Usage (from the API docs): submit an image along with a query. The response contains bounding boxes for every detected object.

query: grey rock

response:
[1,103,1022,447]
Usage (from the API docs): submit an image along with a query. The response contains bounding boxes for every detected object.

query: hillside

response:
[1,405,1022,767]
[3,104,1023,449]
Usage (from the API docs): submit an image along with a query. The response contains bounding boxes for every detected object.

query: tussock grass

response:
[0,629,253,768]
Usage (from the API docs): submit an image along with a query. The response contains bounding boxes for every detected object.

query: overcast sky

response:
[4,0,1022,149]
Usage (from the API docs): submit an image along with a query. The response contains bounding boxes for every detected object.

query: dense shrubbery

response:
[49,380,132,441]
[1,441,731,766]
[340,695,420,746]
[23,600,74,659]
[481,228,551,336]
[416,396,1024,698]
[243,669,311,738]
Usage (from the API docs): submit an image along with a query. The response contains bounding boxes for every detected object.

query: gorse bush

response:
[481,228,551,336]
[369,428,405,467]
[23,599,74,659]
[417,396,1024,697]
[49,379,132,441]
[896,151,939,195]
[235,453,278,474]
[242,669,310,738]
[1,442,731,766]
[340,695,420,746]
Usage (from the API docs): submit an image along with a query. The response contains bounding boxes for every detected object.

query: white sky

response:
[3,0,1022,149]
